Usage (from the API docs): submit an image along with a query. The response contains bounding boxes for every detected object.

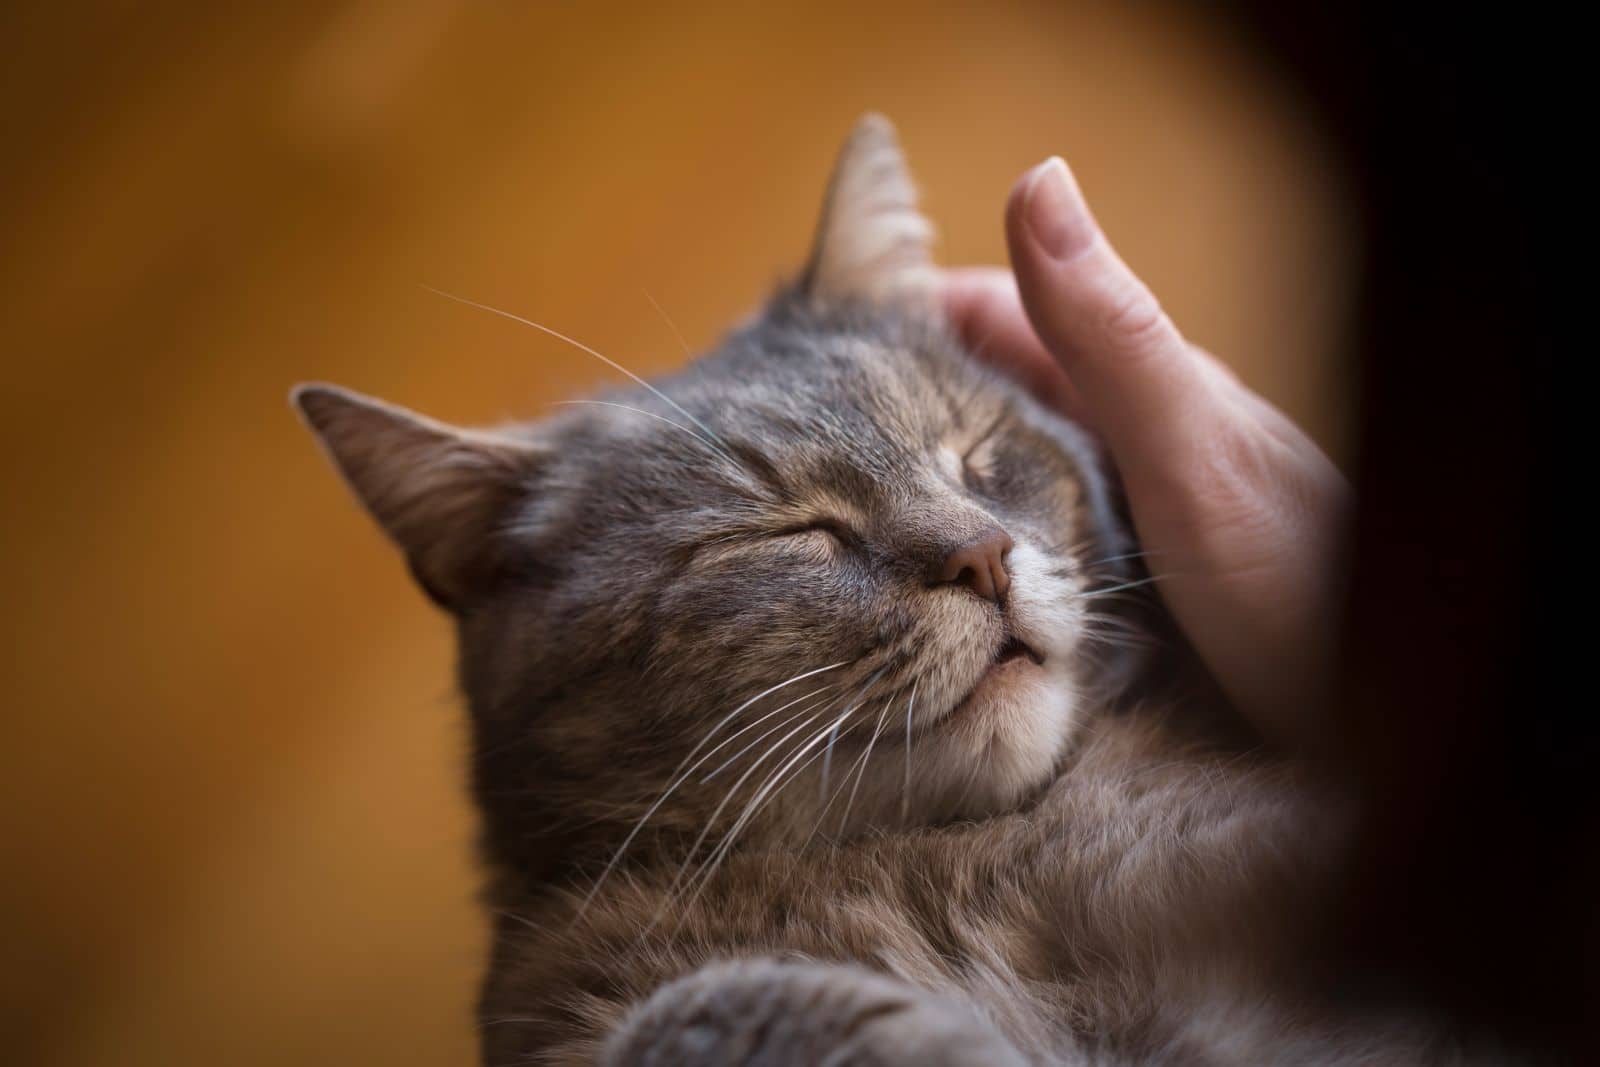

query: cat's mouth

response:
[939,635,1045,725]
[994,635,1045,669]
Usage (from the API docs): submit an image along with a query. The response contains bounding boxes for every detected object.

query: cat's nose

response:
[932,527,1014,606]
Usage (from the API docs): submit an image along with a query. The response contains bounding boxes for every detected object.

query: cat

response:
[294,116,1456,1065]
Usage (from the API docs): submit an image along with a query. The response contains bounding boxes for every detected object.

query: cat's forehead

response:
[681,327,991,488]
[695,322,980,443]
[530,306,1023,529]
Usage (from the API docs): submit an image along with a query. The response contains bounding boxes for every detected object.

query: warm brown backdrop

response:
[1,3,1349,1064]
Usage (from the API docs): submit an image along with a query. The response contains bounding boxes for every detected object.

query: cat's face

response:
[295,116,1142,879]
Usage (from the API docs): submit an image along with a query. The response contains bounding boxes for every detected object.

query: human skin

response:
[939,158,1350,749]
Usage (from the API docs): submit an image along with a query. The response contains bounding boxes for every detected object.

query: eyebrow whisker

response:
[550,400,719,456]
[642,288,694,359]
[422,284,741,467]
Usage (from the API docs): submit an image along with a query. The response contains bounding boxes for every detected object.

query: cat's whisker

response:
[666,711,855,930]
[801,700,885,848]
[699,688,840,784]
[1084,607,1152,627]
[1080,632,1155,654]
[713,717,851,855]
[817,669,886,801]
[1082,591,1162,610]
[902,681,917,825]
[577,662,849,913]
[663,671,884,929]
[551,400,718,454]
[421,284,741,467]
[1085,626,1158,648]
[728,670,882,842]
[642,289,694,359]
[1081,573,1175,598]
[833,697,895,840]
[669,660,848,775]
[633,706,843,947]
[1081,548,1161,568]
[651,698,845,913]
[818,717,844,801]
[1081,611,1158,641]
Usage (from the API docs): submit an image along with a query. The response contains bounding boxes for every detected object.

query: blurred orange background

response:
[1,3,1350,1064]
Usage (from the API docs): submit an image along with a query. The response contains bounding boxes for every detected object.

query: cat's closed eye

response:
[945,413,1009,498]
[689,520,858,565]
[773,519,857,551]
[959,442,1000,497]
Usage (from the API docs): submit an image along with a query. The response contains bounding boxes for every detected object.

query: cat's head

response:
[295,116,1149,884]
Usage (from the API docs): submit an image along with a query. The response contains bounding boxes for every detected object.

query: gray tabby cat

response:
[295,117,1454,1064]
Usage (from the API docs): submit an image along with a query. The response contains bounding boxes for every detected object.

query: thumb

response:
[1003,157,1219,463]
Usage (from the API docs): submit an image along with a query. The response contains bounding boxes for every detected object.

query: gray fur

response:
[296,117,1478,1066]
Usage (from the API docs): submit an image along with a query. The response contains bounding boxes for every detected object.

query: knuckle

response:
[1148,421,1272,531]
[1189,428,1319,554]
[1100,283,1172,354]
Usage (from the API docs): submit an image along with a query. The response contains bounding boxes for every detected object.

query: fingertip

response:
[997,159,1205,462]
[1001,157,1184,373]
[1007,157,1097,264]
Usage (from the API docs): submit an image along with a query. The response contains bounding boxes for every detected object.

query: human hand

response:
[940,158,1350,748]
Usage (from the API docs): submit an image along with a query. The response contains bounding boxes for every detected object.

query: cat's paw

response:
[602,957,1028,1066]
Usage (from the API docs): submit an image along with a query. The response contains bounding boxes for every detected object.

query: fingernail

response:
[1022,157,1092,261]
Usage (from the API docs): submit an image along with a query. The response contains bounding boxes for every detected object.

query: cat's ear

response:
[292,383,542,610]
[800,113,937,309]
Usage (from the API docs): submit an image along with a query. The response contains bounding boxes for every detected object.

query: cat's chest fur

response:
[479,710,1344,1066]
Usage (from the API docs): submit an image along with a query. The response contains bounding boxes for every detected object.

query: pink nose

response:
[933,528,1014,605]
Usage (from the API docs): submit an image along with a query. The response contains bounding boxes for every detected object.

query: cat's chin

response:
[925,657,1078,815]
[770,661,1078,846]
[938,638,1047,729]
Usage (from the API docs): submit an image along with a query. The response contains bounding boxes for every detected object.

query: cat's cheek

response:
[662,546,878,655]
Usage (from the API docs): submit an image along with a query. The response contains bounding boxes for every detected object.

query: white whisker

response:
[813,666,885,801]
[642,289,694,359]
[662,669,884,930]
[421,285,738,465]
[901,680,917,824]
[640,701,840,934]
[577,661,847,912]
[834,697,894,839]
[1082,548,1160,568]
[671,704,858,923]
[699,688,839,783]
[551,400,710,449]
[803,701,882,848]
[1084,573,1173,598]
[818,717,844,800]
